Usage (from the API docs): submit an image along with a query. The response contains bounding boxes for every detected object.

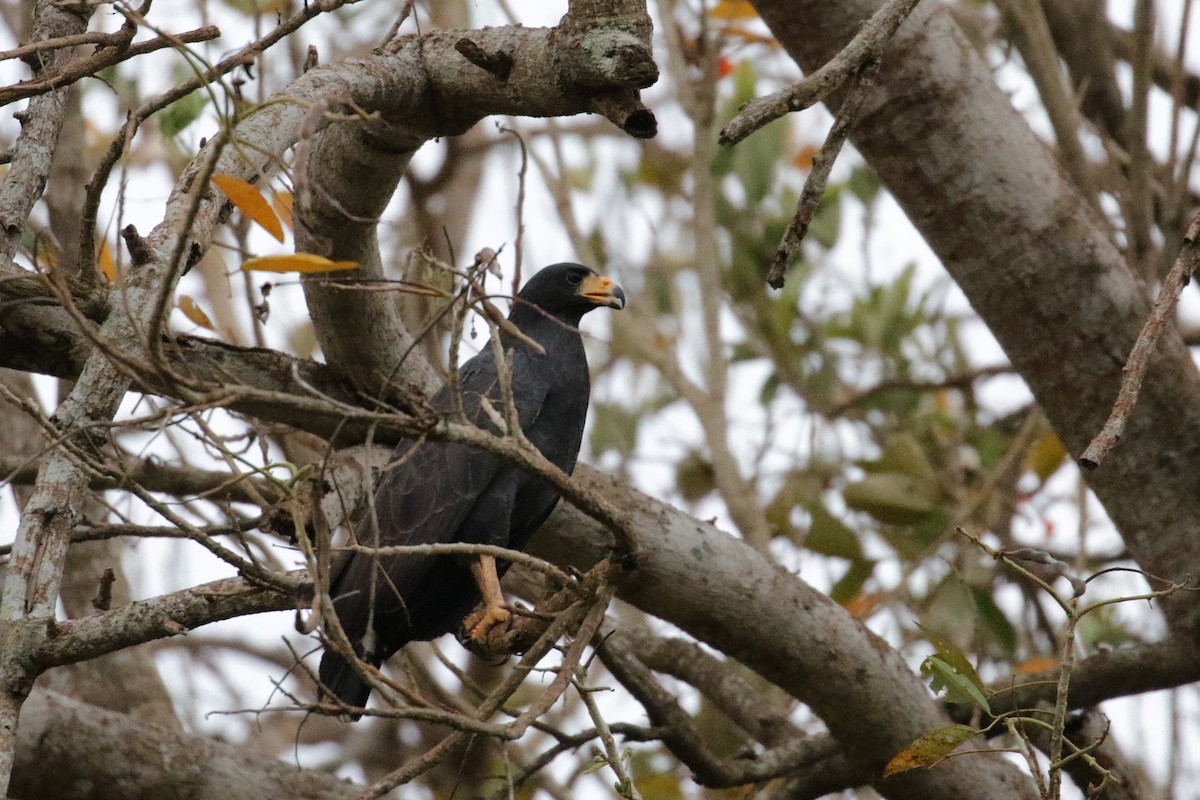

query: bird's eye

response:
[567,271,584,286]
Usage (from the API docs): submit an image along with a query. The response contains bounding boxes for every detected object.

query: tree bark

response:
[750,0,1200,634]
[11,690,358,800]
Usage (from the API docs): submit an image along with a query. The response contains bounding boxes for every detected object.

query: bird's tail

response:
[318,648,373,720]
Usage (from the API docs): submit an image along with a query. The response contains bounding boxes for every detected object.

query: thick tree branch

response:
[530,472,1039,800]
[12,690,359,800]
[32,572,307,670]
[295,6,656,400]
[0,0,95,790]
[748,0,1200,636]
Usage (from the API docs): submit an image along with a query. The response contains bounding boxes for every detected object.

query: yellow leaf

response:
[708,0,757,19]
[1027,430,1068,483]
[240,253,359,273]
[211,173,284,243]
[178,295,215,330]
[98,240,117,282]
[271,190,294,230]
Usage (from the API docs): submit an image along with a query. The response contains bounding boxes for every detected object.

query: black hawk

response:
[319,263,625,711]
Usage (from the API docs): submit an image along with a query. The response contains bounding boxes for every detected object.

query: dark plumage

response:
[319,263,625,713]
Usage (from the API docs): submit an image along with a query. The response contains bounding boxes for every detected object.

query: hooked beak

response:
[579,274,626,310]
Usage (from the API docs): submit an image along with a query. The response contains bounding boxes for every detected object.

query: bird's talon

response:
[468,605,512,640]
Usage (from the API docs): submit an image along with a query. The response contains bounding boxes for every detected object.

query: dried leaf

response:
[709,0,757,19]
[98,240,117,282]
[1013,656,1060,674]
[793,143,819,169]
[175,296,216,331]
[211,173,284,242]
[271,190,294,230]
[884,724,978,776]
[178,296,215,330]
[240,253,359,273]
[841,591,882,619]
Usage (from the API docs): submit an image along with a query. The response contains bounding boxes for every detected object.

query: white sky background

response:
[2,0,1199,797]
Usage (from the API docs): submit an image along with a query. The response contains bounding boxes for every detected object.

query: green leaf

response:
[802,501,864,560]
[589,404,641,458]
[921,655,992,713]
[843,473,939,525]
[877,432,940,487]
[808,189,842,248]
[582,753,610,775]
[848,164,883,204]
[884,724,978,776]
[675,452,716,503]
[916,623,990,713]
[970,586,1017,657]
[732,117,787,205]
[830,559,875,604]
[157,88,206,138]
[763,470,821,536]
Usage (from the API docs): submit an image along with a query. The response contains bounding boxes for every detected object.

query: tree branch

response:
[12,689,360,800]
[749,0,1200,637]
[1078,212,1200,468]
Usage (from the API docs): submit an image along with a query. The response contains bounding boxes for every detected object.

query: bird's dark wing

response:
[319,344,554,706]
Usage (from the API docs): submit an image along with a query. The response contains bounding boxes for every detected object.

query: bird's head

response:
[513,263,626,323]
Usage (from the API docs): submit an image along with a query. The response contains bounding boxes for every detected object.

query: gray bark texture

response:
[11,690,357,800]
[750,0,1200,633]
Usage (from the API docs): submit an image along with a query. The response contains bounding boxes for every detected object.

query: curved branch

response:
[295,8,657,399]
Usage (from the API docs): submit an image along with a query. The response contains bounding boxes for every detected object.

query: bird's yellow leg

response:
[468,555,511,639]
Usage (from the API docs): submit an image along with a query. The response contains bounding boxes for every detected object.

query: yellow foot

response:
[468,604,512,641]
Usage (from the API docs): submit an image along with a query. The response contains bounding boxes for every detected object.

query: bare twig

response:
[1079,212,1200,468]
[718,0,922,146]
[827,364,1014,416]
[358,576,612,798]
[0,30,117,63]
[574,662,641,799]
[0,26,222,107]
[766,60,879,289]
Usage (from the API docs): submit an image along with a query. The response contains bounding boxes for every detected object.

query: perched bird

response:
[319,262,625,712]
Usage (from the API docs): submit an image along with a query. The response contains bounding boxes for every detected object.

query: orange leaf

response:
[98,240,117,282]
[841,593,882,620]
[271,190,294,230]
[177,295,215,330]
[708,0,757,20]
[211,173,284,242]
[1013,657,1060,674]
[793,144,820,169]
[240,253,359,273]
[717,56,735,78]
